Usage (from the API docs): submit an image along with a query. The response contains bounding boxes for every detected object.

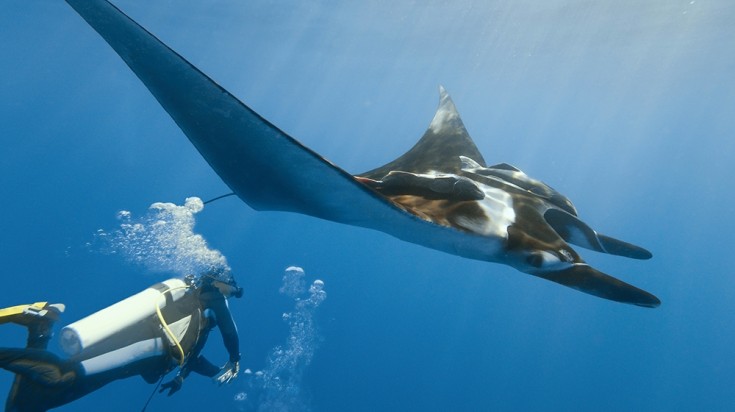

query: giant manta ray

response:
[66,0,659,307]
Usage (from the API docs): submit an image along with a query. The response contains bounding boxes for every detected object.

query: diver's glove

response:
[213,360,239,385]
[159,375,184,396]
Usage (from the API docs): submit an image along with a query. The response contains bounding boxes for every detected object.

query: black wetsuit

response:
[177,282,241,380]
[0,283,240,412]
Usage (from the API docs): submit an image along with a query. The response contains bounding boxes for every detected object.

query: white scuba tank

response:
[59,278,188,356]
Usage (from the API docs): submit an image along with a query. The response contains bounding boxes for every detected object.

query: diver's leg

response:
[1,302,68,411]
[0,348,76,387]
[0,348,79,412]
[0,302,65,349]
[0,345,169,411]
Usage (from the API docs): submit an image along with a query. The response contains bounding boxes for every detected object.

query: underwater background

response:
[1,1,734,411]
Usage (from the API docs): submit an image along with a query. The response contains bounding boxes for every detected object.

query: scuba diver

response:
[0,272,243,412]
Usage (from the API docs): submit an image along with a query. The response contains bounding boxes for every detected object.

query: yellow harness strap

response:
[155,287,189,367]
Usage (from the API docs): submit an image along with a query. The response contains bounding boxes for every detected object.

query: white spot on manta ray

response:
[415,169,516,239]
[459,156,483,170]
[455,182,516,238]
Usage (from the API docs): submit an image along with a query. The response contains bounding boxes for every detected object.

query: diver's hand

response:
[213,360,239,385]
[159,375,184,396]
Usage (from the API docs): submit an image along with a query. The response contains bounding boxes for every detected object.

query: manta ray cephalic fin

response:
[544,209,653,260]
[538,264,660,308]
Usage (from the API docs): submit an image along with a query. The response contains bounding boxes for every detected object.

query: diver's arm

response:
[159,354,220,396]
[207,297,241,363]
[183,355,220,378]
[160,355,219,396]
[205,296,241,385]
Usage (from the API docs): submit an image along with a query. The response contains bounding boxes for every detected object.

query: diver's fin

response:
[0,303,47,324]
[0,303,65,326]
[359,86,486,179]
[544,208,652,260]
[537,264,660,308]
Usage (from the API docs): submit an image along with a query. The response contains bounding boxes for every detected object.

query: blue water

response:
[2,1,734,411]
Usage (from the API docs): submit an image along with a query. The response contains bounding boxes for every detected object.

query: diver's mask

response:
[213,279,244,299]
[200,269,244,299]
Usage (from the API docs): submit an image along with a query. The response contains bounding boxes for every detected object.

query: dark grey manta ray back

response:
[65,0,659,307]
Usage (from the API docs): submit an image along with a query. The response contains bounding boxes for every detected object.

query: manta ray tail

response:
[538,264,660,308]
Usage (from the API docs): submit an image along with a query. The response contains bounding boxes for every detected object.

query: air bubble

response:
[96,197,230,278]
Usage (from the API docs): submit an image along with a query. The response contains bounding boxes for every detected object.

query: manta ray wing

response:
[64,0,487,260]
[64,0,406,229]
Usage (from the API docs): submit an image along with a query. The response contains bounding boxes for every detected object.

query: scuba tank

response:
[59,279,191,358]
